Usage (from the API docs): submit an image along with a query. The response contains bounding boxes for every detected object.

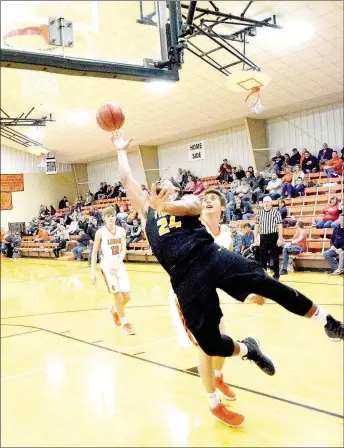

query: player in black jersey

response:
[114,135,344,427]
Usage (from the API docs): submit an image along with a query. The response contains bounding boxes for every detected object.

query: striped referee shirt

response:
[255,208,282,234]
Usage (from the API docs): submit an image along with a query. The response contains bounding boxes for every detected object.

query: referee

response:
[254,196,283,280]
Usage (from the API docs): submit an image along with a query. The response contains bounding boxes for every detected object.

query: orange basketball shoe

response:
[215,374,236,400]
[123,322,136,335]
[109,307,121,326]
[210,401,245,428]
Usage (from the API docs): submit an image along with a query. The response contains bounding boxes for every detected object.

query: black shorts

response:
[171,245,265,334]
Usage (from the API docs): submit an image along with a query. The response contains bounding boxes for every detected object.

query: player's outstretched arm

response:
[90,230,102,283]
[113,135,148,216]
[150,184,201,217]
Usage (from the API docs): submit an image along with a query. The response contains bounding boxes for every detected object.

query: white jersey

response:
[99,225,125,270]
[207,224,232,249]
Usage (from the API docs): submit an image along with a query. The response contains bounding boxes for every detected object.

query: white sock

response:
[207,392,220,409]
[214,370,222,378]
[120,317,128,325]
[311,306,329,326]
[238,342,248,357]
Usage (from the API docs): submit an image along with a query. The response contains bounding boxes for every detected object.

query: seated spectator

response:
[289,148,301,167]
[74,194,84,211]
[251,171,264,203]
[71,230,90,261]
[50,205,56,216]
[126,219,142,248]
[271,150,285,176]
[231,197,244,221]
[25,218,39,236]
[323,215,344,274]
[34,223,50,243]
[242,199,254,220]
[84,192,94,206]
[332,201,343,228]
[117,182,126,198]
[261,163,275,183]
[281,166,296,198]
[235,165,245,180]
[241,223,259,260]
[300,148,308,168]
[323,151,343,179]
[217,159,232,184]
[223,188,235,224]
[229,223,243,254]
[279,220,307,275]
[126,205,138,224]
[315,196,340,229]
[282,154,291,170]
[318,143,333,165]
[94,182,106,200]
[292,164,305,184]
[247,166,254,178]
[68,216,80,235]
[86,217,99,266]
[230,173,241,194]
[116,205,129,224]
[58,196,69,209]
[38,205,50,220]
[183,175,197,194]
[278,200,288,220]
[104,185,113,198]
[237,179,252,204]
[52,225,70,258]
[302,151,319,173]
[78,214,88,232]
[176,168,184,186]
[244,170,253,184]
[265,173,282,200]
[194,177,206,196]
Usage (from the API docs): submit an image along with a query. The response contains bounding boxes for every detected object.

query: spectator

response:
[251,171,264,203]
[50,205,56,216]
[241,223,258,260]
[89,206,103,225]
[242,200,254,221]
[315,196,340,229]
[218,159,232,184]
[127,205,138,224]
[278,200,288,220]
[237,179,252,204]
[3,231,17,258]
[71,230,90,261]
[332,201,343,229]
[52,225,70,258]
[78,214,88,232]
[299,148,308,168]
[244,170,253,184]
[84,192,94,206]
[229,223,243,254]
[34,223,50,243]
[176,168,184,185]
[117,205,129,223]
[302,151,319,173]
[247,166,254,178]
[282,154,291,170]
[323,151,343,180]
[68,216,80,235]
[194,177,206,196]
[292,164,305,184]
[318,143,333,165]
[230,173,241,194]
[86,217,99,266]
[254,196,283,280]
[126,219,142,248]
[271,150,285,176]
[279,220,308,275]
[265,173,282,200]
[184,175,197,194]
[232,197,244,221]
[323,215,344,274]
[261,162,275,183]
[94,182,106,200]
[280,166,293,194]
[223,188,235,224]
[75,194,84,210]
[58,196,68,209]
[117,182,126,198]
[289,148,301,167]
[235,165,245,180]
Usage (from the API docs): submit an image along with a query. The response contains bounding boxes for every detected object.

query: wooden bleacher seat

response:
[291,197,304,205]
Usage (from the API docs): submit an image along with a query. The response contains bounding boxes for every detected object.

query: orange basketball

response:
[96,102,125,132]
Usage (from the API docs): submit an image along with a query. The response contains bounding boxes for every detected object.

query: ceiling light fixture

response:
[66,109,91,125]
[144,80,175,94]
[26,127,45,140]
[259,20,314,47]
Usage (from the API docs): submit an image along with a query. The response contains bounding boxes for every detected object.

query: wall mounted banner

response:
[1,192,13,210]
[188,141,205,161]
[0,174,24,192]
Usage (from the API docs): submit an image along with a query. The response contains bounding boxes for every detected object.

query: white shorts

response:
[100,263,130,294]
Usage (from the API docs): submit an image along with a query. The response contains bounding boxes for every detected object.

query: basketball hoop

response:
[3,25,57,52]
[226,70,271,115]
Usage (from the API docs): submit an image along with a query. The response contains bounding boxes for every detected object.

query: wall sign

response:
[188,140,205,161]
[0,174,24,192]
[1,192,12,210]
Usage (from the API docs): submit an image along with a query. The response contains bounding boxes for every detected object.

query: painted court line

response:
[1,357,90,381]
[122,336,176,352]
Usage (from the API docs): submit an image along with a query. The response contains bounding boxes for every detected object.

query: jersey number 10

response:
[157,215,182,236]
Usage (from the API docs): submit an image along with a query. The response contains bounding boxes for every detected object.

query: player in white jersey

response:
[90,206,135,335]
[169,189,266,426]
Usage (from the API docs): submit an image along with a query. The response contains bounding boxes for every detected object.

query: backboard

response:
[0,1,182,82]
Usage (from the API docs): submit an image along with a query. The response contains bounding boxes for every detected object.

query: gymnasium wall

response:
[0,144,76,229]
[157,126,251,179]
[87,151,147,191]
[267,102,344,157]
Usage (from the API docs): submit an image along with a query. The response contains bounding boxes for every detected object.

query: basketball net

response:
[245,86,264,114]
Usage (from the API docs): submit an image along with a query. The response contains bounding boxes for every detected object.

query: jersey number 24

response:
[157,216,181,236]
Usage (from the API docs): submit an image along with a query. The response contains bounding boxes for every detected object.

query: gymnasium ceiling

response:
[0,1,343,163]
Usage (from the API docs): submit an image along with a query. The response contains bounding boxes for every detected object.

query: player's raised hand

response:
[111,133,133,151]
[150,184,169,212]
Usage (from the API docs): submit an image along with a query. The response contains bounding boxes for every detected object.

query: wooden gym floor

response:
[1,258,343,447]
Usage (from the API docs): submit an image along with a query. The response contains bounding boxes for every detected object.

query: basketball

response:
[96,102,125,132]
